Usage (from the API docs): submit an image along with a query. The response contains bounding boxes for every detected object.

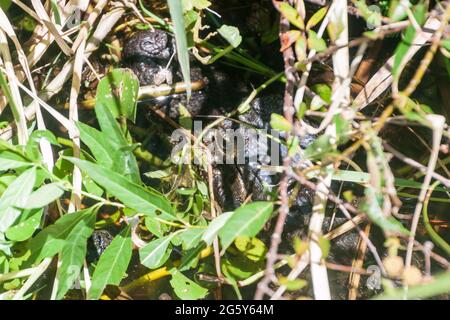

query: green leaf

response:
[5,208,44,242]
[270,114,292,132]
[77,122,115,169]
[56,207,97,300]
[94,103,140,184]
[168,0,191,97]
[65,157,174,219]
[169,268,208,300]
[88,226,132,300]
[27,208,95,264]
[392,3,427,79]
[145,216,168,238]
[234,236,267,262]
[307,30,327,52]
[178,228,204,250]
[217,25,242,48]
[139,234,173,269]
[306,6,328,30]
[22,182,65,209]
[278,2,305,30]
[202,211,233,246]
[0,151,32,171]
[0,167,36,233]
[219,202,273,254]
[95,69,139,122]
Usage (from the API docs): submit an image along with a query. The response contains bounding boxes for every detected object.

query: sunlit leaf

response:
[169,268,208,299]
[219,202,273,253]
[0,167,36,233]
[139,234,174,269]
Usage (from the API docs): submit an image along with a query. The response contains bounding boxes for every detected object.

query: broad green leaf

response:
[145,216,168,238]
[27,208,94,264]
[217,25,242,48]
[219,202,273,253]
[278,2,305,30]
[202,211,233,246]
[0,167,36,233]
[168,0,191,97]
[183,0,211,10]
[88,226,132,300]
[306,6,328,30]
[5,208,43,242]
[179,243,206,271]
[169,268,208,300]
[94,102,127,149]
[222,253,264,280]
[56,207,97,300]
[95,69,139,122]
[65,157,174,219]
[139,234,173,269]
[22,183,65,209]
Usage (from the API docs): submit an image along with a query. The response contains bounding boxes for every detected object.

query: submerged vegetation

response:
[0,0,449,300]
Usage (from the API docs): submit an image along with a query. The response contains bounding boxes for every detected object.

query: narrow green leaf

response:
[306,6,328,30]
[168,0,191,97]
[65,157,174,219]
[139,234,174,269]
[219,202,273,254]
[56,207,97,300]
[76,122,115,169]
[307,30,327,52]
[22,182,65,209]
[0,167,36,232]
[278,2,305,30]
[88,226,132,300]
[27,208,94,264]
[202,211,233,246]
[0,151,32,171]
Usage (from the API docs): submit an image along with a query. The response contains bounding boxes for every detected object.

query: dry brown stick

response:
[348,223,371,300]
[254,0,297,300]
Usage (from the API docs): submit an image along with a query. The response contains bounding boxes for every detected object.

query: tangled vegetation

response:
[0,0,449,300]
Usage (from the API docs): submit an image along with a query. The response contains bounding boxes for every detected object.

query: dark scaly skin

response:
[122,30,207,118]
[122,29,315,210]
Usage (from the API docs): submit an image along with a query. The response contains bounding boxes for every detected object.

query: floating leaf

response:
[88,226,132,300]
